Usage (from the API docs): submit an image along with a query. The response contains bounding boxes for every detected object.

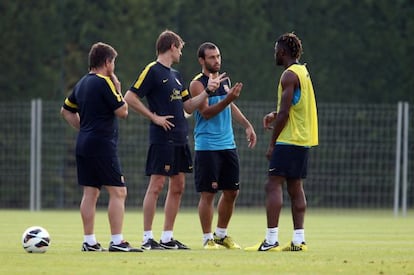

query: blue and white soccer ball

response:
[21,226,51,253]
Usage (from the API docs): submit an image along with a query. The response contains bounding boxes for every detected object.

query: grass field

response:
[1,208,413,274]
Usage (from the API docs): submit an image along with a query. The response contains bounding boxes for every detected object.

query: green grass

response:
[1,208,413,275]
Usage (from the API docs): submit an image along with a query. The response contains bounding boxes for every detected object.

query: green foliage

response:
[0,0,62,99]
[1,0,413,103]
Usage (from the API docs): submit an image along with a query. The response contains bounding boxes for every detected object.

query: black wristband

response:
[205,88,213,95]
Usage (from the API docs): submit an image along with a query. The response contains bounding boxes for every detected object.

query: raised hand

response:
[206,73,229,93]
[227,82,243,99]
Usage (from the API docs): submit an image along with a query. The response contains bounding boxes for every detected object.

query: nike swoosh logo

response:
[259,244,274,251]
[162,79,168,83]
[268,168,276,172]
[162,244,178,249]
[111,245,131,252]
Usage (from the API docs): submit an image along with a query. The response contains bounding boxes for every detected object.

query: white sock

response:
[111,234,123,245]
[84,234,97,246]
[160,230,173,243]
[214,227,227,239]
[292,229,305,245]
[203,233,214,244]
[143,230,154,243]
[265,227,278,245]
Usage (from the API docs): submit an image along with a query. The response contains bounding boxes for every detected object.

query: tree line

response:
[1,0,413,103]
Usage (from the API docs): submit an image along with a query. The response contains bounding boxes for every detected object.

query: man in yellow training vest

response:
[245,32,318,252]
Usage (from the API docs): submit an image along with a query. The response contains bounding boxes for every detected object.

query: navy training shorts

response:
[76,155,125,189]
[194,149,240,193]
[268,144,309,179]
[145,143,193,176]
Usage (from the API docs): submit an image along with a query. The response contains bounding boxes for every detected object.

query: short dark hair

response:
[156,30,185,55]
[197,42,218,59]
[277,33,303,59]
[88,42,117,70]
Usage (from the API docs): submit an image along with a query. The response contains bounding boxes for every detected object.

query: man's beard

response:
[206,63,220,74]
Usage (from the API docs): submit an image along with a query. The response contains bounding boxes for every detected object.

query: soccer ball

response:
[21,226,51,253]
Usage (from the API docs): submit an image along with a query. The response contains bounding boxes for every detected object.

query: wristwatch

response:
[205,88,213,95]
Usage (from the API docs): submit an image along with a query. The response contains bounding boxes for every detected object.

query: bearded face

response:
[203,48,221,73]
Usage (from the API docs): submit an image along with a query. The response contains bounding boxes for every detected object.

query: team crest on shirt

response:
[175,78,182,86]
[223,85,230,92]
[164,165,171,172]
[211,182,218,189]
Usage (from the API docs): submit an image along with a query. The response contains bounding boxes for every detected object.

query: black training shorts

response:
[194,149,240,193]
[145,143,193,176]
[76,155,125,189]
[268,144,309,179]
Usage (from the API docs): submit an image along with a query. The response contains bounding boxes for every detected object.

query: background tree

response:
[0,0,413,103]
